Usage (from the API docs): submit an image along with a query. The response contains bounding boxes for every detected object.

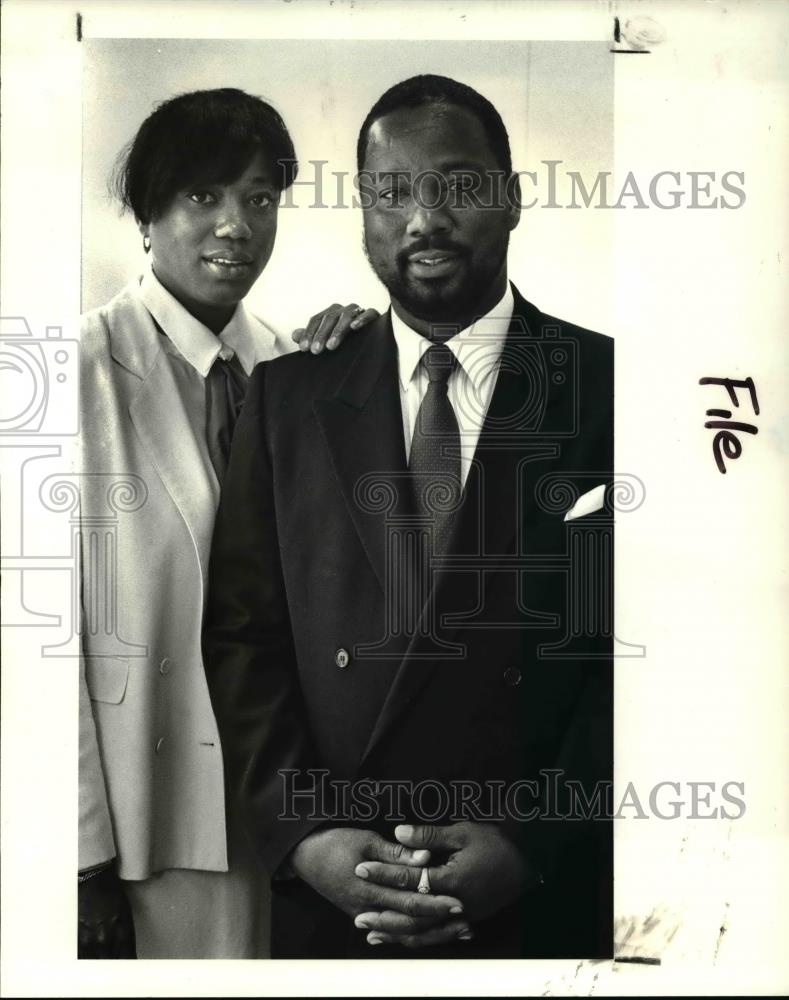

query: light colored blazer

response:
[78,278,291,881]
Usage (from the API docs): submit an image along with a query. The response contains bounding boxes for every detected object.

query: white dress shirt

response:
[138,268,284,482]
[139,265,270,377]
[390,284,514,486]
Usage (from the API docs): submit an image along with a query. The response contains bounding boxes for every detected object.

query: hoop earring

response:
[142,234,151,253]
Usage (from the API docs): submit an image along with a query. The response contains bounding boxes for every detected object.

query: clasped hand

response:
[290,821,529,950]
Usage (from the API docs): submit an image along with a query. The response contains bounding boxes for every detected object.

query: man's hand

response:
[351,822,534,947]
[289,827,468,944]
[292,303,379,353]
[78,866,136,958]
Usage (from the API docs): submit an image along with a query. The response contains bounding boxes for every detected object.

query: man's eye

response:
[250,192,273,208]
[379,189,405,207]
[188,191,216,205]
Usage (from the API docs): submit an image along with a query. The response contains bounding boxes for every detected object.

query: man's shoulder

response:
[511,287,613,389]
[513,287,612,350]
[249,313,390,399]
[541,312,612,349]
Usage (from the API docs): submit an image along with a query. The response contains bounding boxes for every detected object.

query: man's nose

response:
[406,175,452,237]
[214,206,252,240]
[405,202,451,238]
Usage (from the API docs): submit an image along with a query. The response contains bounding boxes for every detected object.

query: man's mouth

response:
[406,249,462,279]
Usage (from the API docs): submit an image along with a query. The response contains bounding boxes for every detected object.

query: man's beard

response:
[363,236,509,326]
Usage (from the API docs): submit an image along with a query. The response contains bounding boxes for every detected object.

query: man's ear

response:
[505,172,522,231]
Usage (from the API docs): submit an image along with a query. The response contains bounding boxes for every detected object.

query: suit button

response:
[155,737,166,753]
[503,667,522,687]
[335,648,350,669]
[159,657,171,675]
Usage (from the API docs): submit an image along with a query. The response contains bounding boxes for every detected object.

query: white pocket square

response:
[563,484,606,521]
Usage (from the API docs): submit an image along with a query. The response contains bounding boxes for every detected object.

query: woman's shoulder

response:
[82,279,142,329]
[80,279,148,357]
[239,307,295,362]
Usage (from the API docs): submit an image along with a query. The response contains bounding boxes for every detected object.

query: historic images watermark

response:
[277,161,747,211]
[278,768,747,823]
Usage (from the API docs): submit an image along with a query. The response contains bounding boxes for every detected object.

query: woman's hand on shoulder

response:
[292,303,380,354]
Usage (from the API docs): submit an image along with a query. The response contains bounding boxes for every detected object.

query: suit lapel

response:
[109,284,218,574]
[358,286,567,765]
[313,313,411,594]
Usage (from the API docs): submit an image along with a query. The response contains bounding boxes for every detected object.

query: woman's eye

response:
[250,192,273,208]
[188,191,216,205]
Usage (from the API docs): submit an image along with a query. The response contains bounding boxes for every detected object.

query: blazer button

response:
[159,657,172,675]
[503,666,522,688]
[335,648,350,670]
[155,737,166,753]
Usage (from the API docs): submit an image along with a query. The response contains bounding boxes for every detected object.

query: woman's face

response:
[144,152,279,331]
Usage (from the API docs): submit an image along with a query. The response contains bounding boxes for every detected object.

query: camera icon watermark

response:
[1,315,81,642]
[0,317,79,435]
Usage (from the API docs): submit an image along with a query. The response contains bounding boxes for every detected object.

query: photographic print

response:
[1,1,786,996]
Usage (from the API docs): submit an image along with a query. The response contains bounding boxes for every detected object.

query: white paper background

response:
[1,0,787,996]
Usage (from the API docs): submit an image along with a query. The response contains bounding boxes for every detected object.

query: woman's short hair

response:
[113,87,298,224]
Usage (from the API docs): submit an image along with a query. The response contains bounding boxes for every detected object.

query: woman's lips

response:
[202,253,255,278]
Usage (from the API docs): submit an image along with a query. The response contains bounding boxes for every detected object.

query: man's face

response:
[361,102,520,327]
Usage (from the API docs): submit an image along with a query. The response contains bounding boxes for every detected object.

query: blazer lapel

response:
[109,284,218,574]
[313,313,411,594]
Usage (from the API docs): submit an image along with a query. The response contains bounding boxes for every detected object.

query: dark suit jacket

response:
[203,284,614,958]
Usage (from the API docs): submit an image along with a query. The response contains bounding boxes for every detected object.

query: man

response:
[204,74,613,958]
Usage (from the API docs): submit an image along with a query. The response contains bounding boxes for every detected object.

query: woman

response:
[77,88,376,959]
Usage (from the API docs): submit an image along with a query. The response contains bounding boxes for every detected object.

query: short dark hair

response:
[113,87,298,224]
[356,74,512,175]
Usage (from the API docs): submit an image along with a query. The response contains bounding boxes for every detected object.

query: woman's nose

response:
[214,211,252,240]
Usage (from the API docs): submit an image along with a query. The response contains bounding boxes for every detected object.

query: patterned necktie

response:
[408,343,462,555]
[205,351,248,485]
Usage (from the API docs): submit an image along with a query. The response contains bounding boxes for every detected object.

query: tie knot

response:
[214,343,235,366]
[422,344,457,385]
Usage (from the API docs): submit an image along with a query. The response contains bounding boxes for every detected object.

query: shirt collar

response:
[391,283,514,392]
[139,265,259,376]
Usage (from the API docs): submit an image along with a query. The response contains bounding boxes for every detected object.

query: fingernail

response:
[396,824,414,838]
[449,905,464,914]
[327,337,338,348]
[299,341,309,351]
[311,342,321,353]
[354,916,371,929]
[350,319,361,329]
[354,864,369,879]
[458,929,473,941]
[368,935,384,946]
